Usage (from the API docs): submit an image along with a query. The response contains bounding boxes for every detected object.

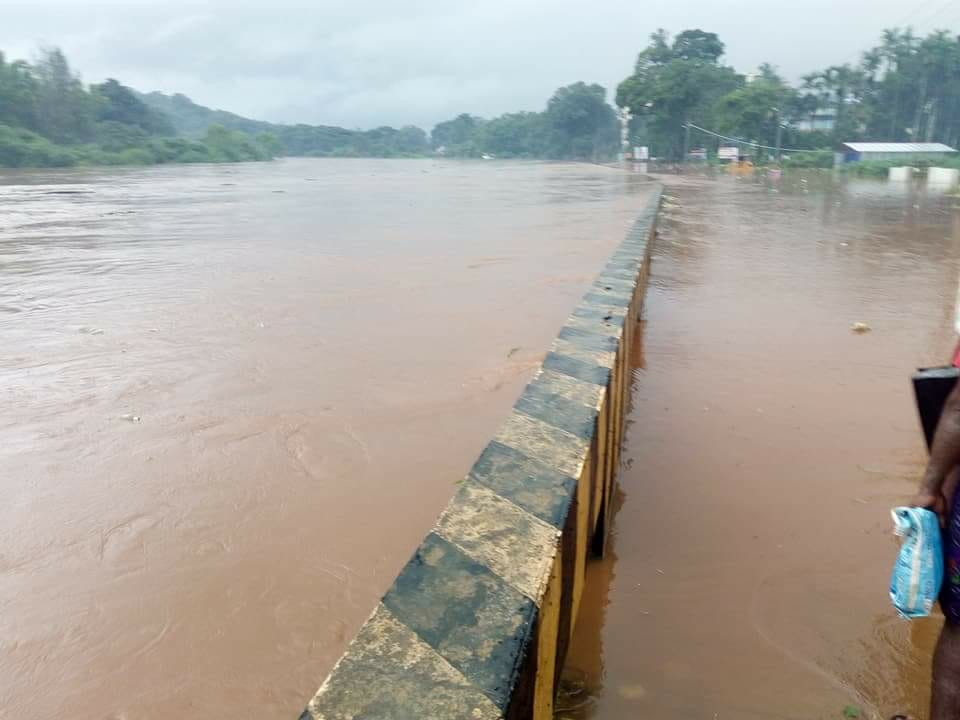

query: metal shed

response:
[839,142,957,164]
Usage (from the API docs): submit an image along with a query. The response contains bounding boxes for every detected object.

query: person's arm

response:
[914,381,960,518]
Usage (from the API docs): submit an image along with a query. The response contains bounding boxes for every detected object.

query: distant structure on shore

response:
[836,142,957,165]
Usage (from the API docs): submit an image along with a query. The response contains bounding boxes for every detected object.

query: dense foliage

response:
[150,80,622,161]
[7,28,960,169]
[617,30,743,160]
[141,91,431,158]
[428,82,619,160]
[0,49,274,167]
[803,28,960,146]
[616,28,960,162]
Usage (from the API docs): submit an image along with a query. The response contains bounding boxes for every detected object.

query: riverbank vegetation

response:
[429,82,619,160]
[615,28,960,164]
[133,79,620,162]
[0,46,618,168]
[0,49,274,167]
[5,28,960,169]
[139,91,431,158]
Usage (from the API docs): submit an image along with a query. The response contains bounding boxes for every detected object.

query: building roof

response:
[842,142,957,153]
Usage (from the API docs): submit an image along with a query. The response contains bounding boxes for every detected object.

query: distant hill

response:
[138,91,275,139]
[139,91,430,158]
[0,48,274,168]
[2,44,619,169]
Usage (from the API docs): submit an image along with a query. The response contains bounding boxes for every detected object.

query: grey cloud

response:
[3,0,959,129]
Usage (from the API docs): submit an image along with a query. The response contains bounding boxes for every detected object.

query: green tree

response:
[477,112,546,157]
[397,125,429,154]
[32,48,94,143]
[255,131,284,157]
[91,78,174,135]
[203,124,270,162]
[543,82,618,159]
[616,29,741,159]
[801,64,868,142]
[430,113,483,151]
[671,29,726,63]
[797,28,960,146]
[427,82,620,160]
[0,53,39,129]
[709,70,801,159]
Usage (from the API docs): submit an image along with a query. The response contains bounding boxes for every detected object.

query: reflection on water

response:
[561,172,960,720]
[0,158,651,719]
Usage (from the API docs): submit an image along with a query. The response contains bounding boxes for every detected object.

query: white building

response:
[793,108,836,133]
[838,142,957,164]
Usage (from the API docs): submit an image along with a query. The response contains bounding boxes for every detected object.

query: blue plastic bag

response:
[890,506,944,619]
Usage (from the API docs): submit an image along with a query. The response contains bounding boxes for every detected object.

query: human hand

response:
[910,491,948,527]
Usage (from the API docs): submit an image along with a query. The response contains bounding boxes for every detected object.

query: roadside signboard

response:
[718,146,739,161]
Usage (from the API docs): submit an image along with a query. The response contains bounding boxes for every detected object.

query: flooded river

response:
[562,173,960,720]
[0,159,650,719]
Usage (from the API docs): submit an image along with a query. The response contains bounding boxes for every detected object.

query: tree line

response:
[4,29,960,168]
[615,28,960,163]
[0,46,620,168]
[0,49,276,167]
[429,82,619,160]
[139,91,431,158]
[0,45,620,167]
[105,80,619,162]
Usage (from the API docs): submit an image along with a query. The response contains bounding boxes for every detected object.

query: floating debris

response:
[555,669,592,713]
[618,684,646,700]
[851,322,871,334]
[120,414,141,423]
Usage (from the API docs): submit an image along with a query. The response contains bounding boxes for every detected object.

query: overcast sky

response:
[3,0,959,130]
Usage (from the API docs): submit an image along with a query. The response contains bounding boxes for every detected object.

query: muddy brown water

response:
[0,159,650,719]
[561,173,960,720]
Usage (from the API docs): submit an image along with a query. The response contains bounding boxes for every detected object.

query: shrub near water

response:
[782,151,835,169]
[0,123,78,167]
[0,121,273,168]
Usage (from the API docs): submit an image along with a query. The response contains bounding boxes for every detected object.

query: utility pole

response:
[926,100,937,143]
[617,105,633,163]
[774,107,783,162]
[682,121,691,164]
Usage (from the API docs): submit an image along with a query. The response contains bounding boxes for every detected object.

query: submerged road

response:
[563,173,960,720]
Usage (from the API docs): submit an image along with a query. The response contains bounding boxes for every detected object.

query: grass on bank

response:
[0,122,274,168]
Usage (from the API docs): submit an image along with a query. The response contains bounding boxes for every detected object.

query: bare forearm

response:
[922,384,960,495]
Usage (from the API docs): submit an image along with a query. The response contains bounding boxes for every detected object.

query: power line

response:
[685,123,835,154]
[913,0,957,26]
[890,0,945,30]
